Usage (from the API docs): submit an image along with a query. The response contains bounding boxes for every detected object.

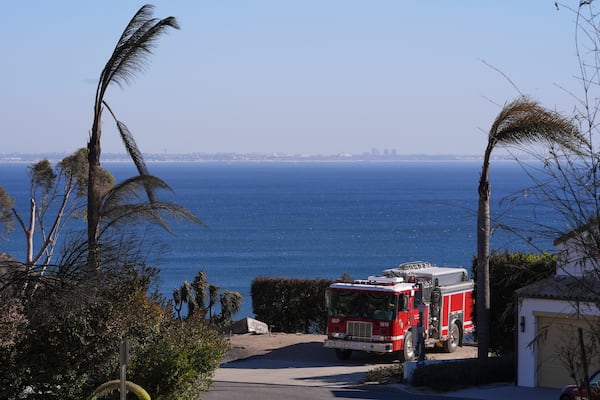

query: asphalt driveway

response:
[214,340,388,387]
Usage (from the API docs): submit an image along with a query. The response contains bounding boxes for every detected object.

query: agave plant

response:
[88,380,151,400]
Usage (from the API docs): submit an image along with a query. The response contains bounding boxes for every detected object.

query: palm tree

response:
[87,5,179,261]
[476,97,583,359]
[219,290,243,323]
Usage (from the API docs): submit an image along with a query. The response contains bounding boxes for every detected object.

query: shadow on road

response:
[221,341,404,369]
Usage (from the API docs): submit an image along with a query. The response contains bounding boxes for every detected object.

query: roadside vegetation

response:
[0,5,230,400]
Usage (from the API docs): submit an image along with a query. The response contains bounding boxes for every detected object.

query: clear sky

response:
[0,1,583,156]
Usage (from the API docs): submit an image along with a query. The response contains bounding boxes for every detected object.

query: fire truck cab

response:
[324,261,474,361]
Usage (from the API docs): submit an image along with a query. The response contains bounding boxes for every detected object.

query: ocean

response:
[0,161,557,318]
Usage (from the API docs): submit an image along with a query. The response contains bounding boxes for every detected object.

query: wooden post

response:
[578,328,591,398]
[120,339,129,400]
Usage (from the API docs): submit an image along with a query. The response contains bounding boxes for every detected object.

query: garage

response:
[516,276,600,388]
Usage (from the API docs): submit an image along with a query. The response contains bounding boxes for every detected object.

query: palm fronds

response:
[102,101,154,202]
[98,174,203,237]
[96,4,179,102]
[488,97,587,154]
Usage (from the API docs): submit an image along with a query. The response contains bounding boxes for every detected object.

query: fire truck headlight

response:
[331,332,345,339]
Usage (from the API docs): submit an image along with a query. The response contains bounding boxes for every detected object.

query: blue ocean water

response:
[0,161,556,318]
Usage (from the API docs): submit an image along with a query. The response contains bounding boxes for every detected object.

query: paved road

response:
[204,381,462,400]
[203,341,462,400]
[202,340,560,400]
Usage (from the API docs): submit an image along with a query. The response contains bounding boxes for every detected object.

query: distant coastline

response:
[0,152,527,164]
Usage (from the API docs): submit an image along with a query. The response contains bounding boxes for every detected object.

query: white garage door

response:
[536,315,599,389]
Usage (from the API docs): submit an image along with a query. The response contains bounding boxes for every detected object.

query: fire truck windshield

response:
[328,290,397,320]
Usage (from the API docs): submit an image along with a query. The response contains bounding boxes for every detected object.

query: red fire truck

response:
[324,261,474,361]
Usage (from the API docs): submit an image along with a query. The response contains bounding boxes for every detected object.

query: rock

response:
[230,317,270,335]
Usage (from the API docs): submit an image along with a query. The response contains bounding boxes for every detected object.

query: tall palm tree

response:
[87,5,179,261]
[477,97,583,359]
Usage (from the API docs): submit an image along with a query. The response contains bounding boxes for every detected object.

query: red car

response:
[560,370,600,400]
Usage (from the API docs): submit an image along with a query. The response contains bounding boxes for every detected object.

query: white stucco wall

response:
[555,238,598,277]
[517,297,600,387]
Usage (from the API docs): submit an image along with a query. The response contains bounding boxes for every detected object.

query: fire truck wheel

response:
[335,349,352,360]
[402,330,415,361]
[443,322,460,353]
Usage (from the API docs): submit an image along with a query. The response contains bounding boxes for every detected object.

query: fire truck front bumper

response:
[324,338,394,353]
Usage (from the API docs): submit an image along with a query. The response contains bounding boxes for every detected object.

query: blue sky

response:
[0,1,582,155]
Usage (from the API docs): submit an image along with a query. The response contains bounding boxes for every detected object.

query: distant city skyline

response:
[0,148,530,164]
[0,1,582,156]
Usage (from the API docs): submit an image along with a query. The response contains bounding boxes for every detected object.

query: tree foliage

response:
[0,237,227,400]
[0,186,14,237]
[1,149,112,288]
[472,251,556,355]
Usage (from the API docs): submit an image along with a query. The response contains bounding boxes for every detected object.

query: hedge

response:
[251,277,333,333]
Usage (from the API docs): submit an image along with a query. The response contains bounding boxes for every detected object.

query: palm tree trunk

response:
[87,109,102,268]
[476,147,493,359]
[26,198,35,264]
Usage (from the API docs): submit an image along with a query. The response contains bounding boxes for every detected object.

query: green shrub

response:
[129,316,227,400]
[0,256,226,400]
[472,251,556,354]
[251,277,333,333]
[410,356,514,392]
